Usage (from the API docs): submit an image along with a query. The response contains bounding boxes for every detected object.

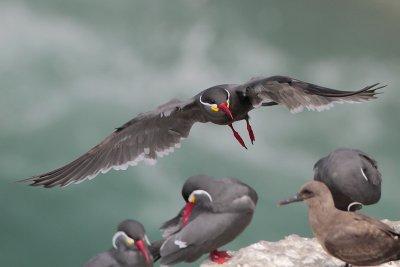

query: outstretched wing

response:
[24,99,205,187]
[242,75,384,113]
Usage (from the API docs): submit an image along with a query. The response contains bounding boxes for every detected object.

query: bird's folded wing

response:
[160,208,185,238]
[324,215,400,264]
[159,212,235,265]
[149,239,164,262]
[242,75,384,113]
[358,150,382,186]
[24,98,203,187]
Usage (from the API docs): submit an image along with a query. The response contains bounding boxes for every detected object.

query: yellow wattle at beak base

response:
[211,105,219,112]
[189,194,196,203]
[126,238,134,245]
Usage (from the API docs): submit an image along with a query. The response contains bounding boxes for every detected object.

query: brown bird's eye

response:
[302,189,313,196]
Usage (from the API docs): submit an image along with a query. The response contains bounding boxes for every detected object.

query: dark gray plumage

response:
[160,175,258,238]
[279,181,400,267]
[23,76,384,187]
[83,220,154,267]
[159,175,258,265]
[313,148,381,211]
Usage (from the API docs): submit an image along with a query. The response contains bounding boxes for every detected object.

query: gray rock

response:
[201,221,400,267]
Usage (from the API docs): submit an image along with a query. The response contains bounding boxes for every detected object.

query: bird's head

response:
[182,190,213,226]
[278,181,333,209]
[112,219,151,263]
[198,86,233,120]
[181,175,214,200]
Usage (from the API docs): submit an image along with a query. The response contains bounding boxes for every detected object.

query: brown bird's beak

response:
[218,102,233,120]
[278,193,304,206]
[135,239,151,263]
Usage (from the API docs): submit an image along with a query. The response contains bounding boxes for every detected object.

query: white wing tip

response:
[289,100,362,114]
[68,138,185,186]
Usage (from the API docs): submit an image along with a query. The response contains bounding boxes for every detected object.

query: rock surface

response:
[201,220,400,267]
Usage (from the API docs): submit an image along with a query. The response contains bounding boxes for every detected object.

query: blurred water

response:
[1,1,400,266]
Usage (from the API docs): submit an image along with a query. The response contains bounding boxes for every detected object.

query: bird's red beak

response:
[218,102,233,120]
[182,202,194,226]
[135,239,150,264]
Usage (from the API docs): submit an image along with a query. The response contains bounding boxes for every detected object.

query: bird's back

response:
[322,212,400,266]
[314,148,381,209]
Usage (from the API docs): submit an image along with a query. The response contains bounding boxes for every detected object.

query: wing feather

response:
[243,75,384,113]
[324,215,400,265]
[24,99,203,187]
[160,212,235,265]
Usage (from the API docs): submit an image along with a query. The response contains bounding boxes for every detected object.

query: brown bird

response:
[23,76,384,187]
[279,181,400,267]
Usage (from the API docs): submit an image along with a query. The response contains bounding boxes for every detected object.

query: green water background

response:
[1,1,400,266]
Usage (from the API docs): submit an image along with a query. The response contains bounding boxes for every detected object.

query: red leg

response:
[246,118,255,144]
[210,250,232,264]
[229,124,247,149]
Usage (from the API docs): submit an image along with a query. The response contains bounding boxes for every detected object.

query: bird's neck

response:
[307,201,340,243]
[115,246,139,265]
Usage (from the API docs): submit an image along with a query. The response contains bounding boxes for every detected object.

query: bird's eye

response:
[199,95,216,107]
[302,189,313,196]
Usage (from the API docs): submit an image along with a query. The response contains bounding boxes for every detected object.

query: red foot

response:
[229,124,247,149]
[246,118,255,144]
[210,250,231,264]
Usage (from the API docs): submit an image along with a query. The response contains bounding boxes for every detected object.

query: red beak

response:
[182,202,194,226]
[218,102,233,120]
[135,239,150,264]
